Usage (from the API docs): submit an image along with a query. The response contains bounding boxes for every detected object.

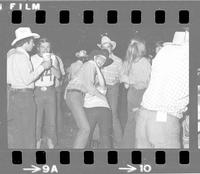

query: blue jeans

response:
[135,107,181,148]
[106,83,122,147]
[121,87,145,148]
[85,107,112,148]
[34,87,57,146]
[7,90,36,149]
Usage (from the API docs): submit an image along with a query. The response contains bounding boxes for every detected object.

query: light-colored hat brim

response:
[97,40,116,50]
[11,33,40,46]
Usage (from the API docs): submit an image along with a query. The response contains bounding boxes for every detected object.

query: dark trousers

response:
[106,83,123,147]
[34,87,57,146]
[121,87,145,148]
[56,86,63,133]
[85,107,112,148]
[7,91,36,149]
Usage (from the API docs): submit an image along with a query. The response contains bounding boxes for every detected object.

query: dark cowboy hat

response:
[88,49,113,67]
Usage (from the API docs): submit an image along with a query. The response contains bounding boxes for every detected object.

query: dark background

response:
[6,24,183,66]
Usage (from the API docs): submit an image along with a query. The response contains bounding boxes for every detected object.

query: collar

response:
[16,47,30,58]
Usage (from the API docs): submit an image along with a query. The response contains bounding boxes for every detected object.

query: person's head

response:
[12,27,40,52]
[75,50,88,62]
[37,38,51,56]
[14,37,35,52]
[97,35,116,54]
[125,37,146,63]
[88,49,110,68]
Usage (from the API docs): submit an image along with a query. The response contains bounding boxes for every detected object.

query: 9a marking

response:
[42,165,58,173]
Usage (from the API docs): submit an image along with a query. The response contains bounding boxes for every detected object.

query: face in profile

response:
[38,42,51,56]
[94,55,106,67]
[27,39,35,52]
[102,43,112,53]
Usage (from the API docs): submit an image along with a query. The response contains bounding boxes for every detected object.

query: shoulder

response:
[31,54,40,62]
[12,50,28,60]
[111,54,122,62]
[82,61,95,71]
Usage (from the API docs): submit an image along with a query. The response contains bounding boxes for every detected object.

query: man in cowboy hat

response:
[7,27,52,148]
[97,35,123,147]
[67,50,88,81]
[135,29,189,148]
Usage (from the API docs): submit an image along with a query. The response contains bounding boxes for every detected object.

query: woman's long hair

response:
[123,38,146,75]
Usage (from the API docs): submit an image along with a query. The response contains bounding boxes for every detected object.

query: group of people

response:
[7,26,189,149]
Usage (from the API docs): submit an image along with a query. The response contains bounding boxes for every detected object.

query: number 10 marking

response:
[139,164,152,173]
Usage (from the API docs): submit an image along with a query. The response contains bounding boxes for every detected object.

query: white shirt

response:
[141,43,189,118]
[101,53,122,85]
[7,47,44,89]
[31,54,57,87]
[68,60,83,80]
[84,86,110,108]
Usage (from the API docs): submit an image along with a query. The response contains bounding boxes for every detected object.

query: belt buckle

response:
[41,87,47,91]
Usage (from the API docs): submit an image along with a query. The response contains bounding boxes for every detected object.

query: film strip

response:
[0,1,199,174]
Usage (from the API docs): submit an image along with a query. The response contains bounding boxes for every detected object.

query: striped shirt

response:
[141,43,189,118]
[31,54,58,87]
[101,53,122,85]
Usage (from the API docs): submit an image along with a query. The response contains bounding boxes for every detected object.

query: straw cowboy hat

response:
[11,27,40,46]
[88,49,113,67]
[75,50,88,58]
[97,35,116,50]
[163,31,189,46]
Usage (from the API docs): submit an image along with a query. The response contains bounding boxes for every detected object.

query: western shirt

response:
[7,47,44,89]
[31,54,57,87]
[141,43,189,118]
[101,53,122,85]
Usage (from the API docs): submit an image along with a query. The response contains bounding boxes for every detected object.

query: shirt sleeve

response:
[58,57,66,75]
[15,54,44,86]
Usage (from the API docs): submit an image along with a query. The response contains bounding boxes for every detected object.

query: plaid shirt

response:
[101,53,122,85]
[141,43,189,118]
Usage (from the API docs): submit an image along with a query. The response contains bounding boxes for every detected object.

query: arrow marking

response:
[23,165,41,173]
[119,164,137,173]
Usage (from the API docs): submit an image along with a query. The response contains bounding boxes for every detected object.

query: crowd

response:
[7,27,189,149]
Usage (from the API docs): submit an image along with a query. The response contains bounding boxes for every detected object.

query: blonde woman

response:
[120,38,151,148]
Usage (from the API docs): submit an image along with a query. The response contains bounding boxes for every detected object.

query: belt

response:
[35,86,54,91]
[67,89,84,95]
[10,88,34,92]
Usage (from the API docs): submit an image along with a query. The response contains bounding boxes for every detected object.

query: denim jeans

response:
[7,90,36,149]
[106,83,122,147]
[56,86,64,133]
[34,87,57,146]
[65,91,90,149]
[121,87,145,148]
[135,107,181,148]
[85,107,112,148]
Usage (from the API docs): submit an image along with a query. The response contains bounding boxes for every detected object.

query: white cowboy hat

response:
[97,36,116,50]
[172,31,189,45]
[163,31,189,46]
[75,50,88,58]
[11,27,40,46]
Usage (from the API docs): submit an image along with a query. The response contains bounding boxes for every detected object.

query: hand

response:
[120,74,129,83]
[41,60,52,70]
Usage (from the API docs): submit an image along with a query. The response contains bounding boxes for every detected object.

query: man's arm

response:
[51,56,61,79]
[15,54,45,86]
